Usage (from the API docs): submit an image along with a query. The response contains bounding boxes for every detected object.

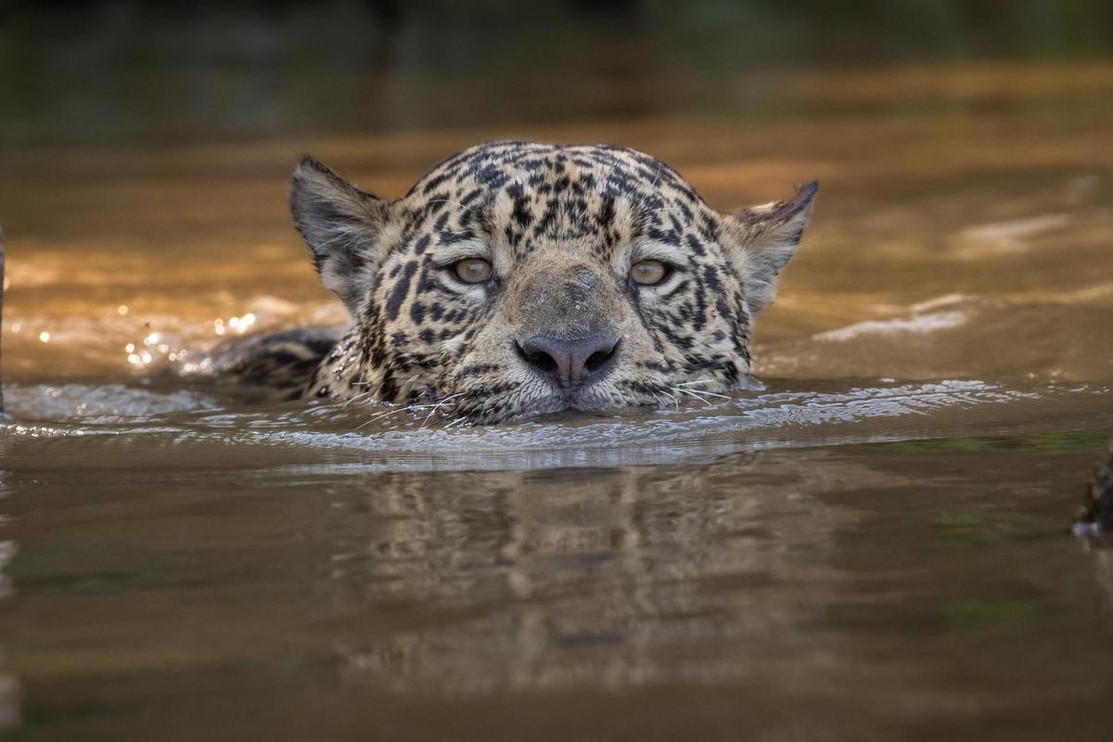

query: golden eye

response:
[630,259,669,286]
[453,258,493,283]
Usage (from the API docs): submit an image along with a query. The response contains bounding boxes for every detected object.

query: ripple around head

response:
[2,379,1109,473]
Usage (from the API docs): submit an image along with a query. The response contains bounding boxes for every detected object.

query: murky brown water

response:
[2,59,1113,740]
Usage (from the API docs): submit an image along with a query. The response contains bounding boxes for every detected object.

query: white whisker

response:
[443,416,469,430]
[675,385,730,402]
[672,387,715,407]
[341,389,378,408]
[655,389,680,410]
[354,405,408,431]
[419,393,465,429]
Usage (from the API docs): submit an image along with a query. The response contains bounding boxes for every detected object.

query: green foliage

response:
[890,430,1109,454]
[930,511,1062,549]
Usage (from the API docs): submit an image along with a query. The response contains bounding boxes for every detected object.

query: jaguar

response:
[226,140,817,424]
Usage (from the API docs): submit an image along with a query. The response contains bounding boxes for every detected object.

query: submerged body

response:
[266,141,817,423]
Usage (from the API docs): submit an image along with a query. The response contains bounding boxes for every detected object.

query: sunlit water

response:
[2,58,1113,740]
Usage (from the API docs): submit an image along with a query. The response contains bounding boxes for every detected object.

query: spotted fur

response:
[288,141,816,423]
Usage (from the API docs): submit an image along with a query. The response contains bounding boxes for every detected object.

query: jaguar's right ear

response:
[290,156,393,317]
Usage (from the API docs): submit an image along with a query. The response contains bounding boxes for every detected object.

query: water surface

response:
[2,58,1113,740]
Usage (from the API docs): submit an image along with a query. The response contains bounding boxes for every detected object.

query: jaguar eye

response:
[630,259,670,286]
[453,258,493,284]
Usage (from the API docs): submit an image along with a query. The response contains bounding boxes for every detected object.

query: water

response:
[2,45,1113,741]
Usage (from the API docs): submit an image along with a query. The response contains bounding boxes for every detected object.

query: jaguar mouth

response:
[440,375,671,424]
[495,386,657,422]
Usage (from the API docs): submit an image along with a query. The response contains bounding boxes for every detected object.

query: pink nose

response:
[515,334,620,388]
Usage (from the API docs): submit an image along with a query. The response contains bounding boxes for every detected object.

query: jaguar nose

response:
[515,334,620,388]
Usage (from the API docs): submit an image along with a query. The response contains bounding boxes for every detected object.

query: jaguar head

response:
[291,141,815,422]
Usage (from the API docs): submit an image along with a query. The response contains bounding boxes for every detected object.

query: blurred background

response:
[1,0,1112,147]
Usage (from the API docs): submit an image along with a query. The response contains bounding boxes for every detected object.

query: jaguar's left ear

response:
[722,181,817,319]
